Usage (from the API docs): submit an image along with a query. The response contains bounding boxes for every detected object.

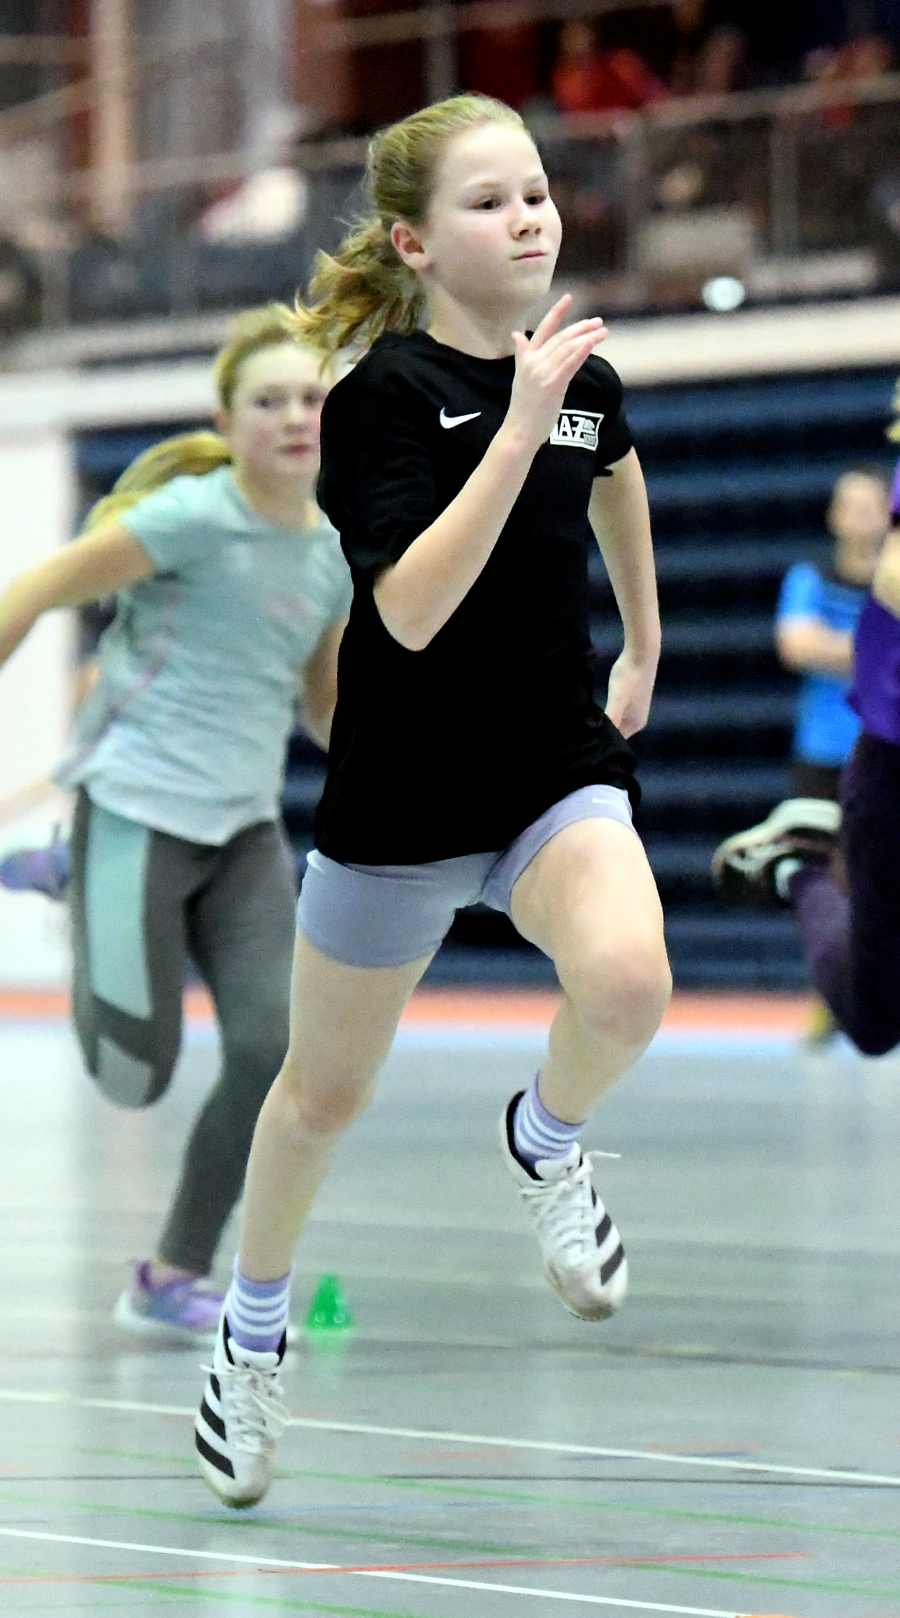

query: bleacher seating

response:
[76,361,899,988]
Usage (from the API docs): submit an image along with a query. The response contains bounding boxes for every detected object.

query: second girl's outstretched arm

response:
[374,297,605,651]
[0,522,154,670]
[588,447,660,738]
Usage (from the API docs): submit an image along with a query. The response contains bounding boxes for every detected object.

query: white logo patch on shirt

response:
[440,408,481,429]
[550,409,604,450]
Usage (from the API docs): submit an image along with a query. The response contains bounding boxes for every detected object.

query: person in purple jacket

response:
[713,456,900,1057]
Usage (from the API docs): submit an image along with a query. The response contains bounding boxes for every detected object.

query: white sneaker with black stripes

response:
[498,1093,628,1321]
[195,1314,289,1508]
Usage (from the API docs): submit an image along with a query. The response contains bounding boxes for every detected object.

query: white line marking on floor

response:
[0,1527,745,1615]
[0,1527,330,1570]
[285,1418,900,1488]
[0,1391,190,1416]
[363,1572,742,1613]
[0,1385,897,1488]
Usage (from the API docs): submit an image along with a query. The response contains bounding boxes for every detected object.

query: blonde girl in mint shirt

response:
[0,305,352,1341]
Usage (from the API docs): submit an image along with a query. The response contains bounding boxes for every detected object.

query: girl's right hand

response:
[504,295,608,456]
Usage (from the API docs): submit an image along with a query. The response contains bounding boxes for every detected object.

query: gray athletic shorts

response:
[297,783,634,968]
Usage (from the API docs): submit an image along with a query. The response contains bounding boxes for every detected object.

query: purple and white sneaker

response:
[114,1261,224,1345]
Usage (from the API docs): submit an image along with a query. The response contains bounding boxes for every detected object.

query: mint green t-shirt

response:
[57,466,352,844]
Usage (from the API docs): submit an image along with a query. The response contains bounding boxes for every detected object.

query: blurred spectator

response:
[775,468,892,804]
[667,2,750,96]
[0,235,41,339]
[805,32,895,127]
[805,32,895,84]
[197,168,309,245]
[552,20,668,116]
[775,467,892,1046]
[460,23,543,110]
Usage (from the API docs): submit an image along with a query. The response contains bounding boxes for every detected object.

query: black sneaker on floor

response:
[195,1314,289,1508]
[711,797,840,909]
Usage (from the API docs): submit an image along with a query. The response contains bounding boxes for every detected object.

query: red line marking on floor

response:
[0,1551,808,1587]
[0,986,815,1034]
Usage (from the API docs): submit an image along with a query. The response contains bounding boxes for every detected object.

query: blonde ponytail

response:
[82,432,232,532]
[290,94,525,355]
[291,218,423,359]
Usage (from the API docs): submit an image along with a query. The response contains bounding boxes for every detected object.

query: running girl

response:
[194,95,670,1508]
[0,306,351,1340]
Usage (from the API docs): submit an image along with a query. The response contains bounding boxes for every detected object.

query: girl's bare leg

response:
[510,817,671,1120]
[238,931,432,1281]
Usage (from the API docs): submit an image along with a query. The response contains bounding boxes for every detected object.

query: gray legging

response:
[70,789,296,1275]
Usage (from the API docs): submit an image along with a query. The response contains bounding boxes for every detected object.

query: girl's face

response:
[219,342,330,490]
[405,123,562,323]
[828,473,891,575]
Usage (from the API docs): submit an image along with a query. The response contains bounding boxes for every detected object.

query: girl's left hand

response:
[605,645,659,737]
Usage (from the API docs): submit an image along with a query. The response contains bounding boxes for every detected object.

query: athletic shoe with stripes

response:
[711,797,840,908]
[195,1314,289,1508]
[498,1093,628,1321]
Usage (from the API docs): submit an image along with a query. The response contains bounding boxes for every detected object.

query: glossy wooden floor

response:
[0,994,898,1617]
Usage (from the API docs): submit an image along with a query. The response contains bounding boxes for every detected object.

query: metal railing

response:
[0,46,899,348]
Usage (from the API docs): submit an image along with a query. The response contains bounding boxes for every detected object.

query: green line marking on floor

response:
[0,1558,187,1609]
[137,1586,425,1618]
[70,1442,900,1548]
[0,1485,551,1564]
[3,1486,900,1607]
[136,1592,424,1618]
[0,1566,424,1618]
[324,1467,900,1546]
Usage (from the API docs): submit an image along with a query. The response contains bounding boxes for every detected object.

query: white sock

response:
[513,1076,583,1167]
[225,1262,291,1355]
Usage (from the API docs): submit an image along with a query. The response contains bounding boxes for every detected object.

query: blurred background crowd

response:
[1,1,900,330]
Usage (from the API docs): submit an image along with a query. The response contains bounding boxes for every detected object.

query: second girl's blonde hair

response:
[84,304,318,531]
[289,94,525,357]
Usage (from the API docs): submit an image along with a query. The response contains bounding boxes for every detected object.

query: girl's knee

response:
[567,939,672,1047]
[277,1057,376,1139]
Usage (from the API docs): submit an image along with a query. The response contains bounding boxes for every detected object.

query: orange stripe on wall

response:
[0,985,814,1034]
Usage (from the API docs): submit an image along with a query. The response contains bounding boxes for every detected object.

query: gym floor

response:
[0,990,898,1617]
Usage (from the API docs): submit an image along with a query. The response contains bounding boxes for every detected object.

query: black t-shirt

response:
[315,329,638,864]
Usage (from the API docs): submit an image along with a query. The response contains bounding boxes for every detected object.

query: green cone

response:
[305,1273,353,1332]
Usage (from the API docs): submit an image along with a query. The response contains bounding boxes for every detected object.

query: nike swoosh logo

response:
[440,409,481,429]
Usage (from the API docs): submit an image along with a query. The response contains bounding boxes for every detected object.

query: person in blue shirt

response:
[776,466,892,802]
[712,457,900,1060]
[774,466,890,1041]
